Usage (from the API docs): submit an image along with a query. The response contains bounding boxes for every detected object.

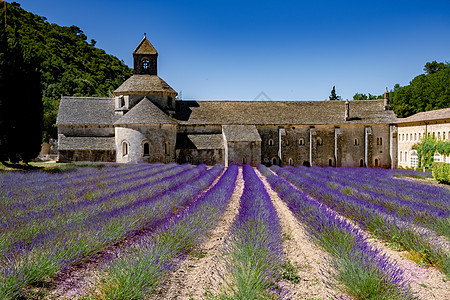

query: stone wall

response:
[58,150,115,162]
[226,141,261,166]
[115,124,177,163]
[398,121,450,168]
[58,125,114,137]
[176,148,224,165]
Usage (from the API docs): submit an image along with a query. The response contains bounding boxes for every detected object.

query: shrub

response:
[433,162,450,184]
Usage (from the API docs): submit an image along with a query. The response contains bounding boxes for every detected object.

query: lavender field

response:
[0,163,449,299]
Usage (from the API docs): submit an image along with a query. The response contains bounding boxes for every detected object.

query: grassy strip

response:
[89,165,238,300]
[213,165,285,299]
[0,165,218,299]
[273,166,450,277]
[258,165,414,300]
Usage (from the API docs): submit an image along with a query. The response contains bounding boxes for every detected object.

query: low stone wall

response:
[58,150,116,162]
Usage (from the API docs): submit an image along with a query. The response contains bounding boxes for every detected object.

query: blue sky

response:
[16,0,450,100]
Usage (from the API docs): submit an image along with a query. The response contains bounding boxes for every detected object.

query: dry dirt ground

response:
[41,167,449,299]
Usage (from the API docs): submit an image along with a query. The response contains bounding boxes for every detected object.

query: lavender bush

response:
[258,165,414,300]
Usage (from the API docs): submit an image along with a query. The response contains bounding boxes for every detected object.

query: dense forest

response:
[0,2,132,145]
[353,61,450,118]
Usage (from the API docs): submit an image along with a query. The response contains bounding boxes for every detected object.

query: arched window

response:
[400,151,402,162]
[317,137,323,146]
[268,139,274,146]
[288,158,294,166]
[143,142,150,156]
[242,157,247,164]
[377,137,383,146]
[405,151,408,163]
[419,133,422,140]
[328,158,333,167]
[414,133,417,141]
[374,158,379,167]
[186,155,192,163]
[271,157,277,165]
[360,158,364,167]
[354,138,359,146]
[122,141,128,156]
[142,59,150,70]
[410,150,418,167]
[164,141,170,155]
[444,132,446,140]
[299,138,305,146]
[438,132,441,140]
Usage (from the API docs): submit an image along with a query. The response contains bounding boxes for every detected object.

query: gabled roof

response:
[114,97,177,125]
[396,107,450,124]
[56,97,118,126]
[114,75,177,94]
[133,36,157,55]
[222,125,262,142]
[58,135,115,151]
[176,133,224,150]
[176,100,397,125]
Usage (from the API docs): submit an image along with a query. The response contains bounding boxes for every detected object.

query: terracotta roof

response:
[176,100,397,125]
[114,97,177,125]
[176,133,224,149]
[56,97,118,126]
[58,135,115,151]
[222,125,261,142]
[133,36,157,55]
[114,75,177,94]
[396,107,450,124]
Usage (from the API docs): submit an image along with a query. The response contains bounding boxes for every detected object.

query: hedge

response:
[432,162,450,185]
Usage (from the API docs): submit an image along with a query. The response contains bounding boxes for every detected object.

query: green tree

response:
[412,135,436,169]
[353,93,368,100]
[390,61,450,118]
[424,60,448,74]
[0,2,133,142]
[0,22,43,163]
[329,86,341,100]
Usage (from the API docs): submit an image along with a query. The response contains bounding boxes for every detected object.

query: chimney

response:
[345,100,350,121]
[384,87,391,110]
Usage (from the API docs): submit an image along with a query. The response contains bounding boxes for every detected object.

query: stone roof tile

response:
[56,97,118,126]
[176,100,397,125]
[114,97,177,125]
[58,135,115,151]
[396,107,450,124]
[114,75,176,94]
[133,36,157,55]
[222,125,261,142]
[176,133,224,150]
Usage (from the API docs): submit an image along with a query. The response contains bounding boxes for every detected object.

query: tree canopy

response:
[329,86,341,100]
[0,2,133,142]
[352,61,450,118]
[0,19,42,163]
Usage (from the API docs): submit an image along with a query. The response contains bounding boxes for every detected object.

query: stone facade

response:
[397,108,450,168]
[56,36,399,168]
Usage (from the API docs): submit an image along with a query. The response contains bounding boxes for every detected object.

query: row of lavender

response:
[88,165,239,299]
[215,164,286,298]
[273,165,450,277]
[258,165,415,299]
[0,163,224,299]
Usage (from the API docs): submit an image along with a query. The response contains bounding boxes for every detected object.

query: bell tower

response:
[133,34,158,75]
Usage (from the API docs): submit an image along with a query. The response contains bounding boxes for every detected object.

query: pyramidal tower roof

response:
[133,35,158,55]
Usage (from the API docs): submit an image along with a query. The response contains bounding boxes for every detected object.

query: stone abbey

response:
[57,36,399,168]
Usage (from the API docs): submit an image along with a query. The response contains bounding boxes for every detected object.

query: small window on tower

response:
[142,59,150,70]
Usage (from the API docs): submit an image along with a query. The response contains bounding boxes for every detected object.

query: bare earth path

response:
[255,169,349,300]
[149,167,244,300]
[44,168,226,299]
